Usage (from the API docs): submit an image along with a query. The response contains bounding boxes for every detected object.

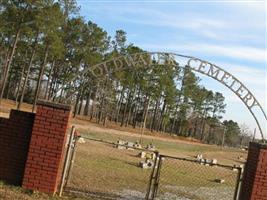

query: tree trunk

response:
[73,92,80,118]
[115,87,124,123]
[15,62,27,105]
[132,87,141,129]
[151,99,159,132]
[48,66,57,100]
[5,71,13,98]
[0,48,11,86]
[125,88,136,127]
[200,109,208,141]
[44,60,55,99]
[159,99,167,132]
[98,95,104,124]
[140,96,150,144]
[84,89,91,116]
[171,104,179,133]
[90,88,98,121]
[0,28,21,103]
[32,44,49,112]
[17,45,38,109]
[78,88,85,115]
[120,90,131,127]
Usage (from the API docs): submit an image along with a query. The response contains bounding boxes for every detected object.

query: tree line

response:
[0,0,253,147]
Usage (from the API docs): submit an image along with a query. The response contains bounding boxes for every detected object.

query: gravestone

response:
[215,179,225,184]
[116,140,127,149]
[133,141,142,149]
[139,159,154,169]
[196,154,203,161]
[77,137,86,144]
[126,142,134,150]
[146,144,156,151]
[139,152,156,160]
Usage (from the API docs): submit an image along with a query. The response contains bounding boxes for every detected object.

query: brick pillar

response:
[22,100,71,194]
[239,142,267,200]
[0,110,35,185]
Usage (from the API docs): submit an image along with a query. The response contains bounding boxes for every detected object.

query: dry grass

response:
[73,115,202,144]
[0,180,89,200]
[72,118,247,166]
[67,141,152,197]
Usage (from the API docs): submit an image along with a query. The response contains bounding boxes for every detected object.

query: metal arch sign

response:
[61,52,267,141]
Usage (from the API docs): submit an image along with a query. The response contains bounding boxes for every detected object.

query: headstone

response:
[205,159,211,163]
[146,144,156,151]
[139,152,156,160]
[140,151,146,158]
[116,140,127,149]
[238,155,245,161]
[117,140,125,145]
[126,142,134,147]
[196,154,203,161]
[214,179,225,184]
[199,158,205,165]
[211,159,217,165]
[126,142,135,150]
[139,159,154,169]
[146,159,154,168]
[77,137,86,144]
[145,153,155,160]
[133,142,142,149]
[139,161,148,169]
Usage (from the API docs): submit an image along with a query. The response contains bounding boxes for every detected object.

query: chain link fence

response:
[152,155,242,200]
[60,127,242,200]
[64,135,158,200]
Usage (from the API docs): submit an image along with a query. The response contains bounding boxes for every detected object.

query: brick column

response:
[0,110,35,185]
[239,142,267,200]
[22,100,71,194]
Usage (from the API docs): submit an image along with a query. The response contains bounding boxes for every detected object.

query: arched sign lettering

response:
[57,52,266,141]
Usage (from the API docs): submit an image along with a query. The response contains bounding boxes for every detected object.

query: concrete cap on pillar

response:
[249,142,267,149]
[37,100,72,111]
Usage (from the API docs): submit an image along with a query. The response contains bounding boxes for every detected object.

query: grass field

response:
[73,116,247,166]
[0,99,246,199]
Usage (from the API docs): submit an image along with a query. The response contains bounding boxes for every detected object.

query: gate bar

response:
[151,155,163,200]
[59,126,76,197]
[146,151,159,200]
[64,133,79,188]
[233,167,242,200]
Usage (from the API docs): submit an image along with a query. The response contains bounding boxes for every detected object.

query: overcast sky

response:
[77,0,266,138]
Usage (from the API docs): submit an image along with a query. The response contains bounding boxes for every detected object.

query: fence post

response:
[233,167,242,200]
[151,155,163,200]
[64,133,79,188]
[146,151,159,200]
[59,126,75,197]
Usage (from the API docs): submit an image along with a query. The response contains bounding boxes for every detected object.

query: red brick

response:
[22,102,71,195]
[240,143,267,200]
[0,109,35,185]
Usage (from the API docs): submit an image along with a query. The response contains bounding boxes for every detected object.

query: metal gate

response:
[147,155,242,200]
[60,127,158,199]
[60,127,243,200]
